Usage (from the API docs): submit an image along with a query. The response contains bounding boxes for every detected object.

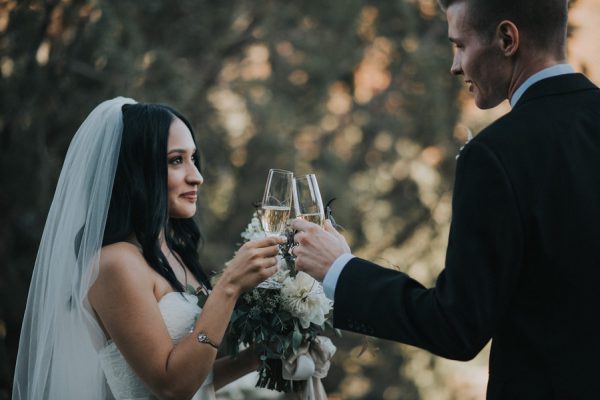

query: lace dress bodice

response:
[99,292,215,400]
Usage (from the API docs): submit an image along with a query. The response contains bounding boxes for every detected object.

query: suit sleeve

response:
[333,141,524,360]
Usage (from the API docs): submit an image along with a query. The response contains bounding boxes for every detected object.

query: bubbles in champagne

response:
[261,205,291,235]
[299,213,324,226]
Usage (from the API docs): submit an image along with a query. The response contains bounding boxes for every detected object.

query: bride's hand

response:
[216,236,285,297]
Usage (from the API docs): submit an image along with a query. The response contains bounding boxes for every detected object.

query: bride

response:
[12,97,284,399]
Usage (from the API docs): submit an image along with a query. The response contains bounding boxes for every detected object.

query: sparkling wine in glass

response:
[258,169,293,289]
[293,174,325,226]
[260,169,293,236]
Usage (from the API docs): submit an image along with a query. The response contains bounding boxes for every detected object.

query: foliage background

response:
[0,0,595,399]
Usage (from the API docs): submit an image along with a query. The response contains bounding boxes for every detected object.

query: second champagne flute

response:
[293,174,325,226]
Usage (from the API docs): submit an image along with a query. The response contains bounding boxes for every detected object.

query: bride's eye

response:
[169,156,183,165]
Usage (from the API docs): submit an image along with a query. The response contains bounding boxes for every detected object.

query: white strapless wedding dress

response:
[99,292,215,400]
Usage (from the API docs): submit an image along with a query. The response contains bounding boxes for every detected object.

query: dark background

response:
[0,0,584,399]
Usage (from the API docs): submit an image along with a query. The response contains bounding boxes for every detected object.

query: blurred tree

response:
[1,0,578,399]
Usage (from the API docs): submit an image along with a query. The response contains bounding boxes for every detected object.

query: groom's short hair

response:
[438,0,568,55]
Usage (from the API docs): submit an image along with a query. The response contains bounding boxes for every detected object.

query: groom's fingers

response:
[323,219,343,237]
[294,230,310,247]
[292,218,320,247]
[293,218,340,238]
[292,242,311,268]
[324,219,351,253]
[290,218,319,232]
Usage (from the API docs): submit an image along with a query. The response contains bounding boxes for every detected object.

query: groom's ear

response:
[496,20,519,57]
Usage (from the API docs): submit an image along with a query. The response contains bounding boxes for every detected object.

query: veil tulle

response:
[12,97,136,399]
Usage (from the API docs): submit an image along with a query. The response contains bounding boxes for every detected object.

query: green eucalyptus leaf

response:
[292,328,302,351]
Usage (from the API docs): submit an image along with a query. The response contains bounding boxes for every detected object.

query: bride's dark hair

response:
[102,102,211,290]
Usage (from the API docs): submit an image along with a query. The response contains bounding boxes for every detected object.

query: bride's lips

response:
[180,191,197,202]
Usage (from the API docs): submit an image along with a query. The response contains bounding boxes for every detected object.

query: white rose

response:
[280,272,333,329]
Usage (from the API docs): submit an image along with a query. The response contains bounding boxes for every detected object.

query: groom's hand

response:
[291,219,351,281]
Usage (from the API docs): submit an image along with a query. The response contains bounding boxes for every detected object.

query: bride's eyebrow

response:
[167,148,196,155]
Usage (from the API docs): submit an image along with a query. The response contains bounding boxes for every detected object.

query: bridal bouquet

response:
[224,212,337,394]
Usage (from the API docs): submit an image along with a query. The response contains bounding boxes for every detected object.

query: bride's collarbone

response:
[151,264,202,302]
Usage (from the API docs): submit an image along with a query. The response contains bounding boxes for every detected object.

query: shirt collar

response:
[510,64,575,107]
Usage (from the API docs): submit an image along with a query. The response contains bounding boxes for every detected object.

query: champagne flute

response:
[258,169,293,288]
[260,169,293,236]
[293,174,325,226]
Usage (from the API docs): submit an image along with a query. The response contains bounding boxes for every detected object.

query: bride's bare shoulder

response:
[97,242,151,283]
[101,241,143,261]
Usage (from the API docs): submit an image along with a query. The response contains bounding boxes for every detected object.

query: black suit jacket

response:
[334,74,600,399]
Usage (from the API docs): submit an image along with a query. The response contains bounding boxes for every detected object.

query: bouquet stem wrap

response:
[282,336,336,400]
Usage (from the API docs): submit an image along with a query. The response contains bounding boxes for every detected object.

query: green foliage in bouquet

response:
[224,212,335,392]
[225,286,333,392]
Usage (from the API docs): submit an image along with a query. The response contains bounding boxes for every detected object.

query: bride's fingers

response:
[262,257,278,268]
[247,236,286,248]
[235,243,278,260]
[251,245,280,258]
[246,256,278,272]
[261,264,278,279]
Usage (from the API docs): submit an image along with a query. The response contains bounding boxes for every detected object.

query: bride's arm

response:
[212,347,260,390]
[89,237,282,400]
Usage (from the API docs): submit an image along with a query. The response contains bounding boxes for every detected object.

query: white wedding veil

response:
[12,97,136,399]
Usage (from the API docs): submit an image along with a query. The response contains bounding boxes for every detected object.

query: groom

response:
[292,0,600,398]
